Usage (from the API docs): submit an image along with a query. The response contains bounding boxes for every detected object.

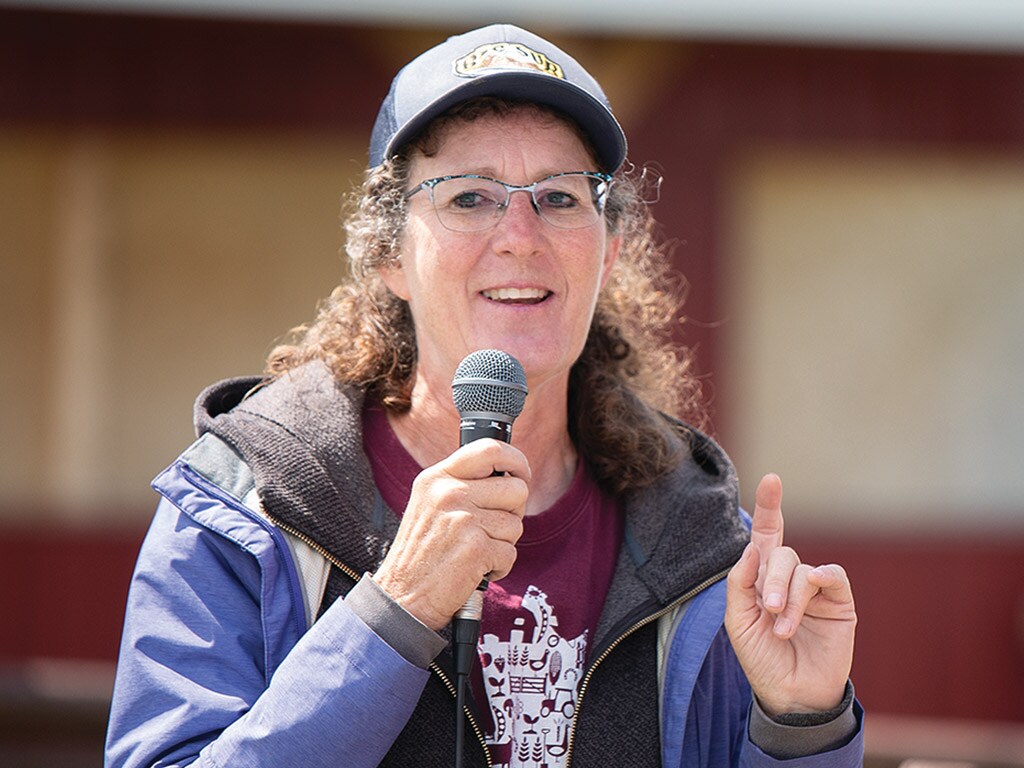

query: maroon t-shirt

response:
[362,403,623,767]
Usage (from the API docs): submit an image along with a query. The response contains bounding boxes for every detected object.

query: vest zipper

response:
[563,567,731,767]
[266,514,493,766]
[266,514,363,583]
[430,662,494,768]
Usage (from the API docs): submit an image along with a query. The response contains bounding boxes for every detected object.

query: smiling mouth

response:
[482,287,551,305]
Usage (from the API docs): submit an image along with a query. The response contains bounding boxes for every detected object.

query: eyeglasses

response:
[405,171,613,232]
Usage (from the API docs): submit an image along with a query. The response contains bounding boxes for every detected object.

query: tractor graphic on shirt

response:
[479,586,587,768]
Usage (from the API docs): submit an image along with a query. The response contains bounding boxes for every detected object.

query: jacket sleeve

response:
[739,699,865,768]
[742,681,863,765]
[661,581,864,768]
[674,629,864,767]
[105,493,430,768]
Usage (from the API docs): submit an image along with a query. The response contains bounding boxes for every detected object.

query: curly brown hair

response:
[267,99,704,494]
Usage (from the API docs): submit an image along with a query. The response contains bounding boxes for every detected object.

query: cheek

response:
[577,236,617,300]
[381,222,439,303]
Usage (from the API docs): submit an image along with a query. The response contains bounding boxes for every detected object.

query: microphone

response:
[450,349,527,765]
[451,348,528,620]
[452,348,529,449]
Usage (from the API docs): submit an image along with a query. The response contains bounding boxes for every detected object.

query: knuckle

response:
[435,479,471,509]
[463,522,490,550]
[503,514,524,543]
[727,560,748,586]
[829,563,849,581]
[812,563,846,583]
[490,541,518,579]
[780,546,801,564]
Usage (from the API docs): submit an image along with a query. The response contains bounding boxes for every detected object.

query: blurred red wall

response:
[2,7,1023,726]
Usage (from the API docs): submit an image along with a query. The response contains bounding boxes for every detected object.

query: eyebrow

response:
[427,168,596,182]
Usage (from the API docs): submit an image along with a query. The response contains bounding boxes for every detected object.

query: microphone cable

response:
[453,583,485,768]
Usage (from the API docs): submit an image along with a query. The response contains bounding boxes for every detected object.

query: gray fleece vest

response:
[194,361,749,767]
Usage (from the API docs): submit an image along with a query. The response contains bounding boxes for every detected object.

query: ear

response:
[377,260,410,301]
[599,234,621,290]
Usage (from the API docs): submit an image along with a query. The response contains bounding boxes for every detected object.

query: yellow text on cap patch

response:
[454,43,565,79]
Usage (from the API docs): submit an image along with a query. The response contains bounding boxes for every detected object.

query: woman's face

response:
[380,108,620,397]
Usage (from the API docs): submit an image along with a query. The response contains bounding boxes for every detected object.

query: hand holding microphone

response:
[451,349,529,622]
[370,350,529,633]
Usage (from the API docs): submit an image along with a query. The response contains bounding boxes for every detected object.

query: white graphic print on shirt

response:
[479,586,587,768]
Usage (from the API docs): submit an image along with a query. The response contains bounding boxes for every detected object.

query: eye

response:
[536,187,581,210]
[435,179,503,211]
[450,190,495,210]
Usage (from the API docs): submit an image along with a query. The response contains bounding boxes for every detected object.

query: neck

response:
[387,373,578,516]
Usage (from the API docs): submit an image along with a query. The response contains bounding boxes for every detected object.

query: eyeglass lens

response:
[427,174,607,231]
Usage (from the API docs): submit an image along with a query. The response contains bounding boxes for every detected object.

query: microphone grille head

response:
[451,349,528,421]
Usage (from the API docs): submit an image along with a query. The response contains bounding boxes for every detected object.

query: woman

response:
[105,24,862,768]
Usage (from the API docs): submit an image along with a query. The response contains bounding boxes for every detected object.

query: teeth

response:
[483,287,548,301]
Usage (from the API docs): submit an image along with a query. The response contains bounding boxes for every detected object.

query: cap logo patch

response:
[454,42,565,80]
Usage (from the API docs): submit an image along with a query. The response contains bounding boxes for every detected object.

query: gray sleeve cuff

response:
[344,574,448,669]
[748,681,858,759]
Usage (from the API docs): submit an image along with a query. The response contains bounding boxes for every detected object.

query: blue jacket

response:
[105,368,863,767]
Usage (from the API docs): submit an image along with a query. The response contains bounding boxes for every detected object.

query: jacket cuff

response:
[748,680,858,759]
[344,574,447,670]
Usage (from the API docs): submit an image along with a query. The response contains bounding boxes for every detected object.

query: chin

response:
[514,347,582,385]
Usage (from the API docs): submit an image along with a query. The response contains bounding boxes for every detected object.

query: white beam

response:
[5,0,1024,52]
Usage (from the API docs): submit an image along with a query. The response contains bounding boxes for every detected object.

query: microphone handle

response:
[456,410,511,617]
[459,413,513,445]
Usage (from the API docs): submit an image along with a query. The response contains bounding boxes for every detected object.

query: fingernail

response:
[765,593,784,610]
[774,617,792,637]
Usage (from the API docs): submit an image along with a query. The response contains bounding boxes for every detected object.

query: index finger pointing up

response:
[750,473,784,554]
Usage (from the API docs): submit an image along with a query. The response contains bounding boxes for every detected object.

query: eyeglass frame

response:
[404,171,614,231]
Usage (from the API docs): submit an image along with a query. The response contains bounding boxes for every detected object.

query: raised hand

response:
[724,473,857,716]
[372,438,530,631]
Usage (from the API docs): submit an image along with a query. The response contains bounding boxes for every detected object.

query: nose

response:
[491,189,544,253]
[500,189,543,225]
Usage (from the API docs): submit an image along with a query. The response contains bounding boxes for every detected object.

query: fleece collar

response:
[194,360,749,649]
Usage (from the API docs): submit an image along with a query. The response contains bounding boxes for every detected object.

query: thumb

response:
[726,542,760,618]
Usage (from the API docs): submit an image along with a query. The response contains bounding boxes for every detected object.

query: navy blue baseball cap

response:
[368,24,627,172]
